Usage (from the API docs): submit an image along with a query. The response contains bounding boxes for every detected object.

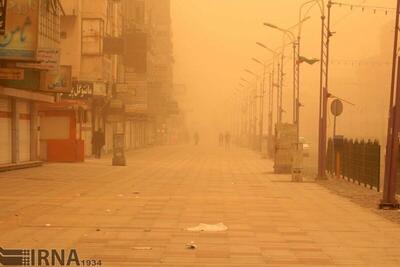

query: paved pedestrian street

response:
[1,146,400,267]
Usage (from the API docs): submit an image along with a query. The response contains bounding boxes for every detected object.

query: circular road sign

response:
[331,99,343,117]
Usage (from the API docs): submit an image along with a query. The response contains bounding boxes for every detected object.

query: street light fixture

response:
[245,69,259,77]
[256,42,278,55]
[243,70,261,151]
[252,57,263,65]
[240,77,251,84]
[256,42,283,125]
[264,16,311,42]
[252,57,276,158]
[263,18,310,125]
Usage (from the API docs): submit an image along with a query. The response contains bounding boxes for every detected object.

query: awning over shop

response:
[0,86,55,103]
[39,99,90,111]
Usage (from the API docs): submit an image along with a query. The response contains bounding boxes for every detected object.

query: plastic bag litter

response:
[133,247,152,250]
[186,223,228,232]
[186,241,197,249]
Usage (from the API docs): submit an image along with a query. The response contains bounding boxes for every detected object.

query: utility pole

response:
[276,62,280,124]
[279,54,284,124]
[248,91,252,147]
[296,34,301,145]
[268,69,275,157]
[292,42,298,124]
[380,0,400,209]
[253,87,258,150]
[259,65,266,151]
[317,0,331,180]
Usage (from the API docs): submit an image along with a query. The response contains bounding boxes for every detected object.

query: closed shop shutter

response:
[82,111,92,157]
[125,121,131,149]
[131,121,136,148]
[0,98,12,164]
[84,129,92,157]
[18,101,31,162]
[105,122,113,153]
[134,122,137,148]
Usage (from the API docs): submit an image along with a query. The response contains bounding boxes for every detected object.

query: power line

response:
[331,1,396,15]
[330,59,391,66]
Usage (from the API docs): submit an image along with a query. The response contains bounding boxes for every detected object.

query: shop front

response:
[39,101,88,162]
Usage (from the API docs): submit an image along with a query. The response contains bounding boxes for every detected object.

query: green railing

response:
[327,138,380,191]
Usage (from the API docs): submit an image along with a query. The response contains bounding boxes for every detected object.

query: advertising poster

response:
[42,65,72,93]
[0,0,39,60]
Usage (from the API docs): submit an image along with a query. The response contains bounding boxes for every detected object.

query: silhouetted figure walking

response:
[194,132,200,145]
[224,132,231,150]
[92,129,105,158]
[219,133,224,146]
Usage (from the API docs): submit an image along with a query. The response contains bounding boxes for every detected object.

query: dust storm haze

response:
[4,0,400,265]
[172,0,395,162]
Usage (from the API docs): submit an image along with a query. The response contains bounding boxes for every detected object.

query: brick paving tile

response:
[0,145,400,266]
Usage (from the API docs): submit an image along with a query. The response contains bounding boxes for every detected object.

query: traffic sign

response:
[331,99,343,117]
[0,68,24,80]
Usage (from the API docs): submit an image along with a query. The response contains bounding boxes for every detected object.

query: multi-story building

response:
[120,0,153,150]
[147,0,175,144]
[0,0,176,168]
[37,0,123,161]
[120,0,176,147]
[0,0,62,168]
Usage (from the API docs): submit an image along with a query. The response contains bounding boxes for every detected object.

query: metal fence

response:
[327,138,381,191]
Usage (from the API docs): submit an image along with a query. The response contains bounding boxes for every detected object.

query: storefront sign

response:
[41,65,72,93]
[0,68,39,90]
[0,67,24,80]
[65,81,93,99]
[0,0,39,60]
[62,81,107,99]
[0,0,7,35]
[93,82,107,96]
[16,49,60,70]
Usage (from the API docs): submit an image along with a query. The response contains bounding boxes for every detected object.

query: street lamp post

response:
[233,88,244,145]
[246,66,268,151]
[245,70,259,150]
[264,24,297,125]
[256,42,283,125]
[241,77,256,148]
[264,17,310,127]
[253,56,276,157]
[278,0,328,180]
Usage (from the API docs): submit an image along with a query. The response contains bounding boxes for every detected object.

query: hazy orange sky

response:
[172,0,395,145]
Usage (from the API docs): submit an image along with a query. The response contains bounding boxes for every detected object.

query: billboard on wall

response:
[0,0,39,60]
[41,65,72,93]
[82,18,104,56]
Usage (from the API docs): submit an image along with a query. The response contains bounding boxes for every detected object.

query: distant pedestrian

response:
[224,132,231,150]
[93,129,105,158]
[219,133,224,146]
[194,132,200,145]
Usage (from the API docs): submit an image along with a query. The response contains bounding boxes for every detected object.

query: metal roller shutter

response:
[0,98,12,164]
[18,101,31,162]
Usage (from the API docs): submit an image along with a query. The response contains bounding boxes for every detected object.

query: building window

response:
[38,0,61,49]
[81,18,104,56]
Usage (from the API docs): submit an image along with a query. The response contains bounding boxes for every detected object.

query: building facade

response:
[0,0,177,168]
[0,0,61,166]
